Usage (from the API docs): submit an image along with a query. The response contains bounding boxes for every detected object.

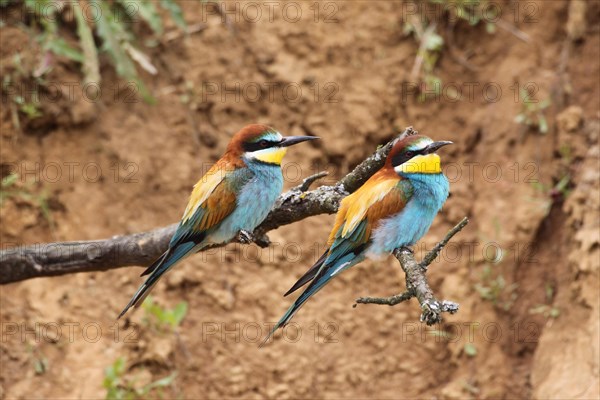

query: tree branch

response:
[355,217,469,325]
[0,128,416,284]
[419,216,469,269]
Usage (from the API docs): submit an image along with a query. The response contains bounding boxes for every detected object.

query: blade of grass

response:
[160,0,187,31]
[73,1,100,85]
[93,0,155,103]
[120,0,163,35]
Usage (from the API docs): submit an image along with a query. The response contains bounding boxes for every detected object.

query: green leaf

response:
[519,87,530,103]
[19,102,42,119]
[93,1,155,103]
[122,0,163,34]
[529,304,547,314]
[114,357,126,375]
[45,38,85,63]
[24,0,55,13]
[545,283,554,300]
[2,173,18,188]
[538,115,548,134]
[425,32,444,51]
[34,357,48,374]
[160,0,187,31]
[170,301,188,327]
[147,372,177,390]
[464,343,477,357]
[539,98,551,109]
[73,1,100,84]
[93,0,137,79]
[104,366,117,383]
[142,295,155,309]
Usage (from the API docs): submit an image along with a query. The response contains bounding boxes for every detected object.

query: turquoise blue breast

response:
[369,173,449,255]
[207,159,283,243]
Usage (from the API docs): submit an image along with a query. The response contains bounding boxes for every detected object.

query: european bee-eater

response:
[119,124,318,318]
[263,133,452,344]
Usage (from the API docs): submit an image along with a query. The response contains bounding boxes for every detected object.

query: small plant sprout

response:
[404,20,444,101]
[403,0,499,102]
[12,95,42,119]
[528,282,560,319]
[464,343,477,357]
[515,88,551,134]
[2,0,191,105]
[529,304,560,319]
[474,261,518,311]
[429,0,498,31]
[141,296,188,333]
[103,357,177,400]
[1,172,53,228]
[26,343,49,376]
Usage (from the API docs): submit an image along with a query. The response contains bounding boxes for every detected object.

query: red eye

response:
[259,140,269,148]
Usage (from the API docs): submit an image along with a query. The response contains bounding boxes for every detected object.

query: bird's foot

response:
[400,246,414,254]
[237,230,255,244]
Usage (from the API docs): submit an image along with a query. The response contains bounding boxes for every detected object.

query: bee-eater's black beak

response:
[424,141,453,154]
[279,136,320,147]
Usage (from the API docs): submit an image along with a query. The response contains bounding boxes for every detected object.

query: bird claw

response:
[237,230,255,244]
[400,246,414,254]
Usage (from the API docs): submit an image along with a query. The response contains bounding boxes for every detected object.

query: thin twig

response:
[496,19,531,43]
[419,217,469,269]
[409,22,437,83]
[355,290,412,306]
[445,25,479,72]
[293,171,329,192]
[355,218,469,325]
[164,23,206,42]
[211,1,237,34]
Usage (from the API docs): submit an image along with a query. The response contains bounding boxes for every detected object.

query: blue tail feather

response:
[260,253,360,347]
[284,250,328,297]
[118,242,195,319]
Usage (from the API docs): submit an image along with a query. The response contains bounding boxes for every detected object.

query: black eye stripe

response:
[392,147,425,166]
[391,153,411,166]
[243,139,279,152]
